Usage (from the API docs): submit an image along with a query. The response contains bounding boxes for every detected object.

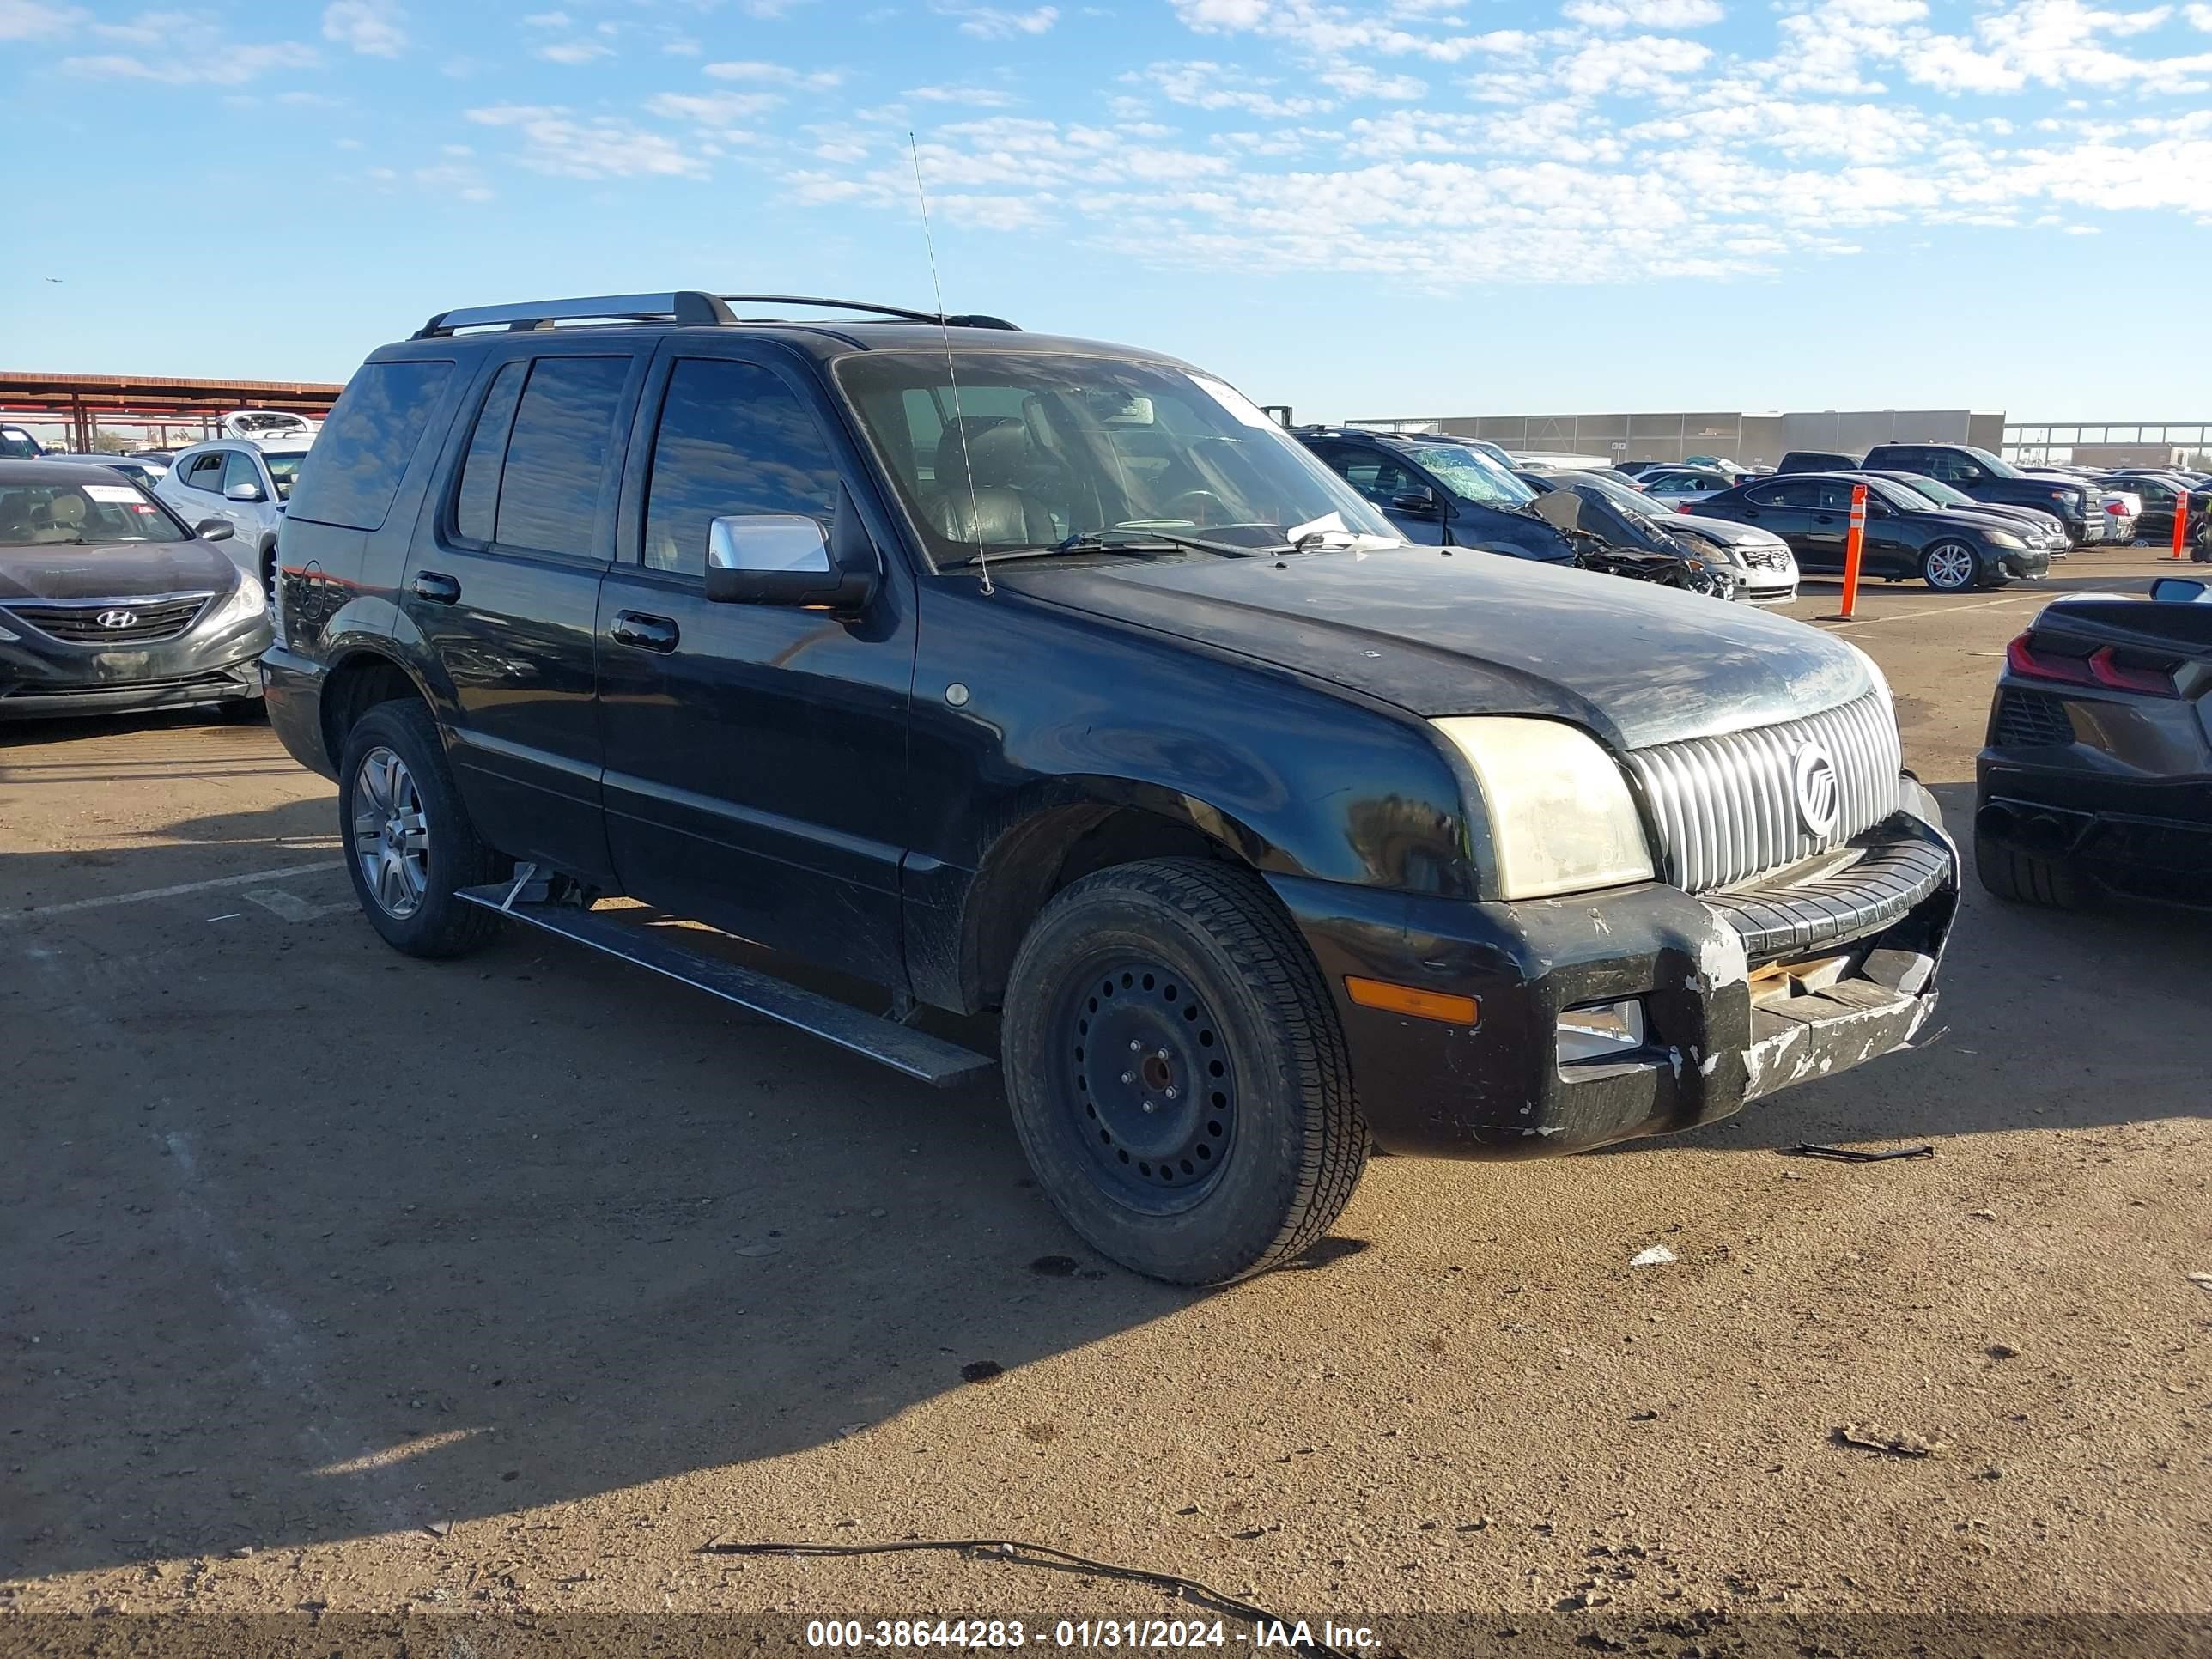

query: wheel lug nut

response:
[1129,1040,1142,1053]
[1142,1101,1157,1114]
[1164,1086,1179,1101]
[1121,1072,1134,1085]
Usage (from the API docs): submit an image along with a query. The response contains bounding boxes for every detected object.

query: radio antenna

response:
[909,131,990,596]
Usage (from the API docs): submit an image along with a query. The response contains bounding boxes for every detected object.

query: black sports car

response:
[1977,574,2212,909]
[0,460,272,720]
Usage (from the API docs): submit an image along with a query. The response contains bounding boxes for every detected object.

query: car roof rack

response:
[412,291,1020,340]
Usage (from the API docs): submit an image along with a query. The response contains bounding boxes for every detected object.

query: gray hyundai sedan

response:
[0,460,272,720]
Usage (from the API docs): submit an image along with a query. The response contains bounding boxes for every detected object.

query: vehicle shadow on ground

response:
[3,775,2204,1584]
[4,793,1214,1584]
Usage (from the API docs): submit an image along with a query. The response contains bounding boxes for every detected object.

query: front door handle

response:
[411,570,460,605]
[611,611,679,653]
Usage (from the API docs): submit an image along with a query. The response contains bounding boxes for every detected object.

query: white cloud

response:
[1563,0,1723,27]
[907,83,1023,106]
[537,38,611,63]
[646,89,779,122]
[522,8,570,24]
[322,0,406,58]
[465,104,710,179]
[703,58,842,88]
[63,38,319,84]
[1319,63,1427,98]
[1130,59,1335,116]
[0,1,84,41]
[949,4,1059,39]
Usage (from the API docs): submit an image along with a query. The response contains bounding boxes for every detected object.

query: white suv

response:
[154,440,312,598]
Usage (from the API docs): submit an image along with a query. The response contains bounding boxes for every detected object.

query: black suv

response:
[264,291,1960,1285]
[1861,443,2098,546]
[1293,427,1573,562]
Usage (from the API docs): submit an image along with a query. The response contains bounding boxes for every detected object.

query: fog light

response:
[1558,999,1645,1064]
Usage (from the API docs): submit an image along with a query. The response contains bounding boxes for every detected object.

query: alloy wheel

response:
[352,745,429,919]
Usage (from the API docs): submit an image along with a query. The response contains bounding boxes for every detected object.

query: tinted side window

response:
[222,450,262,495]
[642,359,842,576]
[1749,479,1814,508]
[184,452,226,493]
[1811,480,1859,512]
[453,361,526,544]
[495,356,630,559]
[289,360,454,531]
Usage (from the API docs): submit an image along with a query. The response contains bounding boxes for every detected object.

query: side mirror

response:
[704,487,878,611]
[1389,486,1442,519]
[2150,576,2209,603]
[196,520,235,541]
[1954,467,1982,483]
[224,481,264,502]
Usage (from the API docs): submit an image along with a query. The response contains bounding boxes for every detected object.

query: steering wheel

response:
[1164,489,1227,527]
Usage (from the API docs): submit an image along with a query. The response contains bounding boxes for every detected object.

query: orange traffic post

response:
[1837,483,1868,619]
[2173,492,2188,559]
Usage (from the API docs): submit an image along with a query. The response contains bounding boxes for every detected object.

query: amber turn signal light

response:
[1345,976,1480,1026]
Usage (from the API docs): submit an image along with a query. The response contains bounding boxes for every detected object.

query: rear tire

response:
[1975,830,2080,909]
[1001,857,1368,1285]
[1922,540,1981,592]
[337,699,508,957]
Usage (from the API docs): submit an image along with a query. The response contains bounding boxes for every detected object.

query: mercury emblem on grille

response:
[1792,741,1840,837]
[96,610,138,629]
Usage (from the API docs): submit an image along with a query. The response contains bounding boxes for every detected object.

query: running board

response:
[454,887,996,1088]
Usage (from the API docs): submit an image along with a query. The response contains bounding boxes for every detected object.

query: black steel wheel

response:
[1055,955,1239,1214]
[1002,857,1368,1285]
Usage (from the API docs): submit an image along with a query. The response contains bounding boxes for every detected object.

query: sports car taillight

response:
[2006,634,2178,697]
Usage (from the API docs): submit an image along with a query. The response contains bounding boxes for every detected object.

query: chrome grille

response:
[1622,690,1904,892]
[5,593,212,644]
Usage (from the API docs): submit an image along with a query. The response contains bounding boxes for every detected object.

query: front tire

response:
[1921,540,1980,592]
[337,699,508,957]
[1001,858,1368,1285]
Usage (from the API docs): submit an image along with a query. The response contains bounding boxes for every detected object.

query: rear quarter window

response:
[288,359,455,531]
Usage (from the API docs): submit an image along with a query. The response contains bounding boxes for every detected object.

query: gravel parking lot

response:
[3,548,2207,1637]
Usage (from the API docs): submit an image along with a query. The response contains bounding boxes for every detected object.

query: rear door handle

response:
[411,570,460,605]
[611,611,679,653]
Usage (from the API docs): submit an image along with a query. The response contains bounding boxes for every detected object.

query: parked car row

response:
[1290,427,1797,600]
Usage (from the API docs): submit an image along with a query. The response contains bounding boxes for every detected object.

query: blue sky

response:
[4,0,2209,422]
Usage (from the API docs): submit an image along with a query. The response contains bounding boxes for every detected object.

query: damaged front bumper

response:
[1273,777,1958,1158]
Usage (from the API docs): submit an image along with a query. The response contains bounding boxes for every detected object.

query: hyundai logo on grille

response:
[1793,742,1841,837]
[96,609,138,629]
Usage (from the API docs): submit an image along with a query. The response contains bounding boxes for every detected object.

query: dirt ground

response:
[3,546,2208,1641]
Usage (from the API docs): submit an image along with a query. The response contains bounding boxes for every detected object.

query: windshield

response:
[0,479,187,545]
[232,412,309,435]
[1868,478,1939,512]
[261,450,307,500]
[1557,470,1665,520]
[1892,473,1965,507]
[1957,444,2022,479]
[835,352,1394,566]
[1409,444,1534,507]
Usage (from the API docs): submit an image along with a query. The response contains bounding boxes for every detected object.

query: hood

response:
[0,538,245,605]
[1668,512,1787,550]
[999,544,1869,751]
[1924,506,2047,539]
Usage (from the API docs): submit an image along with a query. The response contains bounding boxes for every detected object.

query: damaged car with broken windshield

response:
[265,291,1961,1286]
